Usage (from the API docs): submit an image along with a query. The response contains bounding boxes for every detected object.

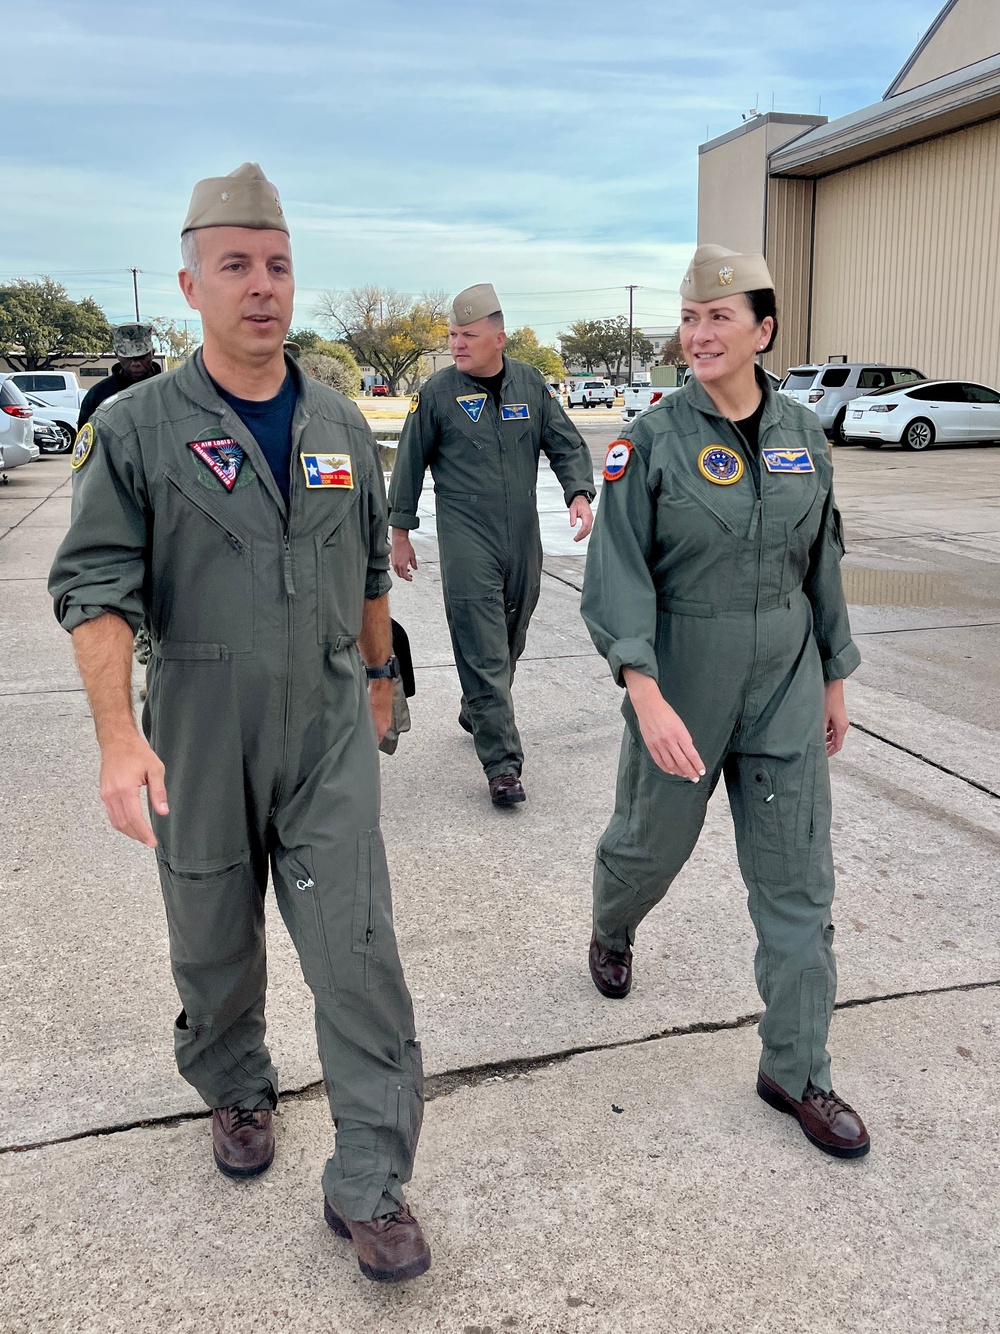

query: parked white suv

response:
[568,379,615,409]
[6,370,83,411]
[0,377,39,481]
[780,362,925,444]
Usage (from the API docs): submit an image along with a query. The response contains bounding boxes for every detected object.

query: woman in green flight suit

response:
[581,245,870,1159]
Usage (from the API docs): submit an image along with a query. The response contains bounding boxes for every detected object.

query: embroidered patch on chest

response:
[456,393,487,423]
[603,439,633,481]
[188,437,245,492]
[762,447,815,474]
[301,453,354,488]
[698,445,744,485]
[500,403,530,421]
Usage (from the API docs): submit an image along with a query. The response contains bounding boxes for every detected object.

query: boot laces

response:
[806,1085,856,1118]
[229,1106,263,1131]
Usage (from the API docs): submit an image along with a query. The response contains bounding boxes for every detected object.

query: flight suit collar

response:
[175,350,315,517]
[684,364,783,433]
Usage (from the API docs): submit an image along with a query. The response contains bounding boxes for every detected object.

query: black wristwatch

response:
[365,655,401,681]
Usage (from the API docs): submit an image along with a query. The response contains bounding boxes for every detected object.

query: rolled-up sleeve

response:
[48,416,149,634]
[581,433,659,686]
[805,486,861,681]
[388,394,435,530]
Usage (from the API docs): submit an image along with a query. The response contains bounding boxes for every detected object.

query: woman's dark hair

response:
[745,288,778,354]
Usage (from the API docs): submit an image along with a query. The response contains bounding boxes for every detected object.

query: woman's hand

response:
[623,669,706,782]
[824,678,850,757]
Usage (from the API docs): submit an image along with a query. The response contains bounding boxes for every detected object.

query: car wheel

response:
[40,422,75,453]
[901,418,934,451]
[832,410,849,446]
[861,441,883,450]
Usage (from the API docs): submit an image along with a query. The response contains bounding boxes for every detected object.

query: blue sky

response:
[2,0,941,340]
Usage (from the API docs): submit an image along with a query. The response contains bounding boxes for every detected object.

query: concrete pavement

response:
[1,439,998,1332]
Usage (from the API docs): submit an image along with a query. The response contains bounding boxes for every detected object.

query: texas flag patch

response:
[188,438,245,492]
[301,453,354,489]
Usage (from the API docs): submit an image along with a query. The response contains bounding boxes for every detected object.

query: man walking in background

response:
[389,282,595,807]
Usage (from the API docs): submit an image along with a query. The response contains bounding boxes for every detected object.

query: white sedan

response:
[843,379,1000,451]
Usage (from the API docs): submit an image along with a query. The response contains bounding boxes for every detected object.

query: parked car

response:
[621,385,679,419]
[5,369,84,411]
[32,416,63,452]
[568,379,615,408]
[780,363,925,444]
[0,377,39,482]
[370,384,389,397]
[23,393,78,453]
[843,380,1000,451]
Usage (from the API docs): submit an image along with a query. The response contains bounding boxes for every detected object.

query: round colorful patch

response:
[71,422,95,471]
[603,438,633,482]
[698,445,743,485]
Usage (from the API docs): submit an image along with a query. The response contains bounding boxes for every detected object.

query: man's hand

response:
[99,732,169,848]
[368,679,394,743]
[824,678,850,757]
[624,669,705,782]
[569,495,594,542]
[391,528,418,581]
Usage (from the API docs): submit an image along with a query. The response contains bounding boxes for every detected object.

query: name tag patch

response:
[762,447,815,474]
[301,453,354,489]
[188,437,245,492]
[500,403,530,421]
[457,393,487,423]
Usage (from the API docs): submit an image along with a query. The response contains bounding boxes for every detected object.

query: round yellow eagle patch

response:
[71,422,95,471]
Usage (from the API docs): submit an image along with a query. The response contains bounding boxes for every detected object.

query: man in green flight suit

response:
[389,283,596,806]
[49,162,431,1282]
[582,245,870,1159]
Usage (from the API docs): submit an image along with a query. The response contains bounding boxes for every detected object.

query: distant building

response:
[0,352,166,378]
[696,0,1000,385]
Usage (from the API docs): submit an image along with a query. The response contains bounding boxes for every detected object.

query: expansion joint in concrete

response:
[3,979,996,1157]
[852,722,1000,799]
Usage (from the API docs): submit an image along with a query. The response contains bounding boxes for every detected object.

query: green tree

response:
[299,352,362,398]
[150,316,200,360]
[504,326,566,380]
[659,330,686,369]
[0,278,112,370]
[559,316,655,380]
[315,286,448,395]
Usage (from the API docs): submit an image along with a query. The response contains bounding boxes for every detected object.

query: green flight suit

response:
[581,372,860,1099]
[389,357,595,778]
[49,353,422,1221]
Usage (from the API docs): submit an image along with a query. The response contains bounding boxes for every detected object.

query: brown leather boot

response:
[211,1107,274,1178]
[757,1070,871,1159]
[589,930,632,998]
[325,1196,431,1282]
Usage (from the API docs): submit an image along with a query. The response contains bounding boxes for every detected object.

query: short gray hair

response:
[180,230,201,277]
[486,310,505,331]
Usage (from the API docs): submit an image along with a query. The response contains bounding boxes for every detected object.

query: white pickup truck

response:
[568,378,615,409]
[7,370,84,410]
[620,385,678,420]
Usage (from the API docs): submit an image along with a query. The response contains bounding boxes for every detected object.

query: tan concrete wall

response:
[892,0,1000,95]
[809,117,1000,386]
[698,118,818,253]
[763,177,815,375]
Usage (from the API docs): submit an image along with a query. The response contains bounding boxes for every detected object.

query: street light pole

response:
[128,268,142,321]
[626,284,638,385]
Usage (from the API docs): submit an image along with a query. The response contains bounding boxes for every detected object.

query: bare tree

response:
[315,286,448,395]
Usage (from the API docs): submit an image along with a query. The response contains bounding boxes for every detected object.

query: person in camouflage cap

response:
[77,323,162,430]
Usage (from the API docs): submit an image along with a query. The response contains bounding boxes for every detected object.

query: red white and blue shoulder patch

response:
[603,438,633,482]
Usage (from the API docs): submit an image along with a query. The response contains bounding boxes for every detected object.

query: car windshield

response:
[781,369,819,390]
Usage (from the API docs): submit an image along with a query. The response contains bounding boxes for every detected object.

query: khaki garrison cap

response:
[679,245,773,302]
[111,323,153,358]
[181,161,288,235]
[449,283,502,326]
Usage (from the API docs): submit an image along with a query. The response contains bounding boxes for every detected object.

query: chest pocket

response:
[775,477,824,593]
[315,487,366,648]
[155,474,256,658]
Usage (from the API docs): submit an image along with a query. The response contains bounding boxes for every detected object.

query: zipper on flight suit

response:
[727,418,765,737]
[270,412,309,819]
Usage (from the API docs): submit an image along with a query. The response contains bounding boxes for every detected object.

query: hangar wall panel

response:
[810,118,1000,387]
[763,178,814,375]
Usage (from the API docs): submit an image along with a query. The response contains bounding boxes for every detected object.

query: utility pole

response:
[625,284,639,385]
[129,268,141,321]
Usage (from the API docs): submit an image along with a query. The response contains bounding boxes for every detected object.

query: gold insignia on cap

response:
[464,305,473,316]
[220,191,230,201]
[719,266,734,285]
[679,245,774,301]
